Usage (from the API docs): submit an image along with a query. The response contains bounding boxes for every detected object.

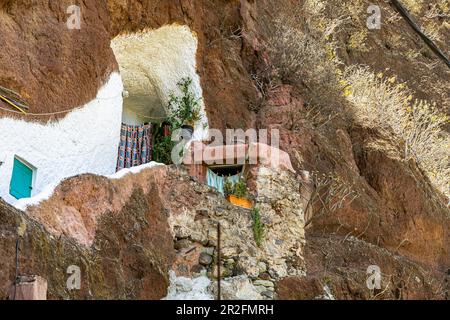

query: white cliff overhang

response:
[110,24,209,138]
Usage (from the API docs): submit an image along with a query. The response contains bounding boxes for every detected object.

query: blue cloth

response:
[206,169,240,196]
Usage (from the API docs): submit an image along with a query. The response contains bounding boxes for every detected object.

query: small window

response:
[206,165,243,196]
[9,157,35,200]
[209,165,243,177]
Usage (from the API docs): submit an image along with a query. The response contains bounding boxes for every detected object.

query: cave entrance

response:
[111,25,209,170]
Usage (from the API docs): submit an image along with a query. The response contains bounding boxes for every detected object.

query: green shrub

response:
[152,135,175,165]
[233,177,248,198]
[167,77,202,128]
[252,207,265,247]
[152,77,202,165]
[224,176,248,198]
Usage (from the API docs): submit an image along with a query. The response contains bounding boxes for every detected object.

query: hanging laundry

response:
[206,169,240,196]
[207,169,224,195]
[116,123,153,171]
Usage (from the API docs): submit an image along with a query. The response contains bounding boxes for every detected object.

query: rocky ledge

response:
[0,163,308,300]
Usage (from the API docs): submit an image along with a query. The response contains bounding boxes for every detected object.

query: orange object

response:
[228,195,253,209]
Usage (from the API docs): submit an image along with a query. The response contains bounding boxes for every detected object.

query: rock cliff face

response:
[0,0,258,130]
[0,164,307,300]
[0,172,175,299]
[0,0,116,120]
[0,0,449,300]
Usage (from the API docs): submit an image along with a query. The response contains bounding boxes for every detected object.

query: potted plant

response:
[168,77,202,138]
[225,176,253,209]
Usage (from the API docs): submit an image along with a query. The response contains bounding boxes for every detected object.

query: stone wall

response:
[168,165,309,288]
[251,166,307,278]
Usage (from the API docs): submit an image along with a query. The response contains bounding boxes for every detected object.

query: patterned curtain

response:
[116,123,153,171]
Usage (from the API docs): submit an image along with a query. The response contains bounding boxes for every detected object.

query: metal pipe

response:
[217,222,221,301]
[390,0,450,69]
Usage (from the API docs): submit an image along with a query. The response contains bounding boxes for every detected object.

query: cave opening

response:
[110,25,209,170]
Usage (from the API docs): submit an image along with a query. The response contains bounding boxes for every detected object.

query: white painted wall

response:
[0,24,211,207]
[122,106,148,125]
[0,73,124,205]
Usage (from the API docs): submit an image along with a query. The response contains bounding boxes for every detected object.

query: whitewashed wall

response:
[0,25,209,207]
[0,73,124,205]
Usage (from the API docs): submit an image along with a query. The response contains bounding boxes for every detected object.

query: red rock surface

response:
[0,167,176,300]
[260,84,449,299]
[0,0,116,121]
[277,235,448,300]
[0,0,259,130]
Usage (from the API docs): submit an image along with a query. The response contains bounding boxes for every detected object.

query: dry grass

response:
[347,29,370,52]
[305,171,360,227]
[401,0,425,15]
[402,0,449,45]
[265,0,347,116]
[264,0,449,204]
[343,66,450,200]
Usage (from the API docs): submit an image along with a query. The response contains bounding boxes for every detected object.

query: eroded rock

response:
[199,252,213,266]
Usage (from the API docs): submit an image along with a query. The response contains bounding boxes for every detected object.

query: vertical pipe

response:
[13,238,20,300]
[390,0,450,68]
[446,269,450,300]
[217,222,221,301]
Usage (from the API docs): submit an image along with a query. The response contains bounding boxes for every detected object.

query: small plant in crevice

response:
[252,207,265,247]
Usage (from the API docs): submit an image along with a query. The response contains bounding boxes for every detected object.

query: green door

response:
[9,158,33,199]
